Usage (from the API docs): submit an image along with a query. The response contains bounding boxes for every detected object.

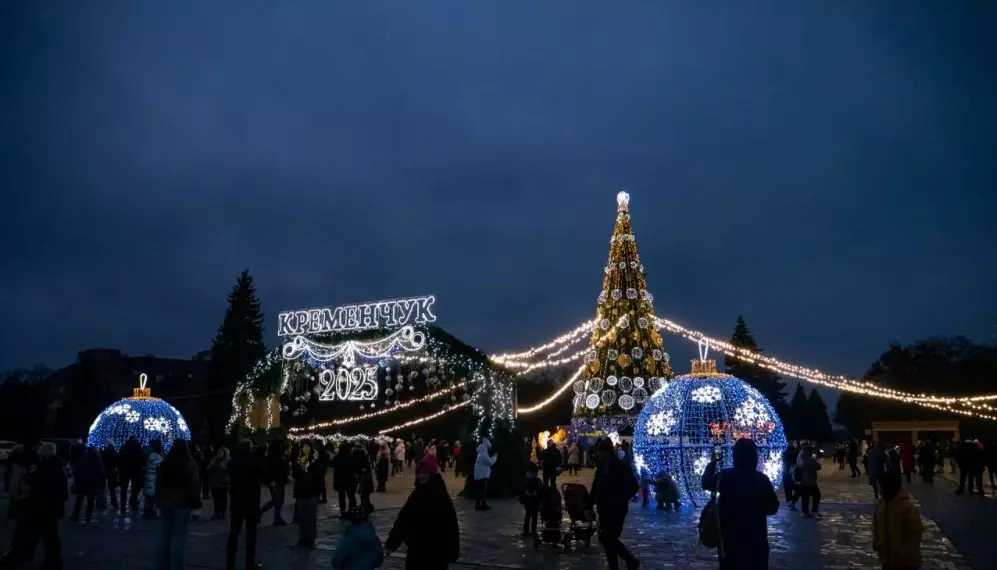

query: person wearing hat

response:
[331,505,383,570]
[384,456,459,569]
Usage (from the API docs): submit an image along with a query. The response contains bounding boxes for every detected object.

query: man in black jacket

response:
[590,439,640,570]
[260,441,289,526]
[702,439,780,570]
[227,440,264,570]
[117,437,145,511]
[541,441,562,489]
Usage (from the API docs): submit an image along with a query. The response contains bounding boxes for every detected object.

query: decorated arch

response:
[228,295,515,438]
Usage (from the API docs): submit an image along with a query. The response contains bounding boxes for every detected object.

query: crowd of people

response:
[828,437,997,496]
[0,436,466,570]
[6,429,992,570]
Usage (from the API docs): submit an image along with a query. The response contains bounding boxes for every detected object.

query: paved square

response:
[0,464,977,569]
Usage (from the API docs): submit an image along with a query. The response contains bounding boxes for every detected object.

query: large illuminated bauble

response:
[87,397,191,452]
[631,365,787,507]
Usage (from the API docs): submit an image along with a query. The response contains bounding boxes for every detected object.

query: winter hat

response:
[417,455,438,475]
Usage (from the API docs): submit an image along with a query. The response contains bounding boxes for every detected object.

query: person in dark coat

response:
[226,440,264,570]
[315,441,330,505]
[412,439,424,466]
[101,444,119,510]
[385,457,459,570]
[436,441,450,473]
[196,444,212,499]
[519,462,542,536]
[376,445,390,493]
[846,438,860,478]
[702,438,780,570]
[867,442,887,500]
[332,443,357,519]
[4,442,68,570]
[117,437,145,512]
[292,440,322,547]
[956,439,984,496]
[155,440,202,570]
[590,439,640,570]
[352,442,375,514]
[260,440,289,526]
[985,440,997,493]
[919,440,937,484]
[71,446,105,522]
[540,441,562,488]
[782,442,799,510]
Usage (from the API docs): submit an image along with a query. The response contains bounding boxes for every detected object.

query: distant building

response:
[42,348,212,441]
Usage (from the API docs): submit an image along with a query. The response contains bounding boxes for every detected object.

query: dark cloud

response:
[2,2,995,412]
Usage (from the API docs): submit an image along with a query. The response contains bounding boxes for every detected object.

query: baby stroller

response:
[561,483,598,547]
[534,485,568,548]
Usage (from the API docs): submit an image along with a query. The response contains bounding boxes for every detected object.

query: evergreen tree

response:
[806,388,833,443]
[724,316,788,420]
[787,383,809,439]
[208,270,266,438]
[574,192,673,419]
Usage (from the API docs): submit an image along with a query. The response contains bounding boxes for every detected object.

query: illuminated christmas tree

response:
[573,191,673,420]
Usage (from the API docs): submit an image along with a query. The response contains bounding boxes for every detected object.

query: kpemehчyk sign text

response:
[277,295,437,337]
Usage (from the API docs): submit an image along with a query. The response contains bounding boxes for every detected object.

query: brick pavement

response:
[0,463,978,569]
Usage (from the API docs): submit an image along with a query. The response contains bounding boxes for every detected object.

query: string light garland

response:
[517,363,587,415]
[287,377,480,433]
[282,326,427,366]
[87,374,191,451]
[377,400,472,435]
[652,316,997,419]
[490,321,595,364]
[472,371,517,441]
[287,432,395,445]
[631,353,787,507]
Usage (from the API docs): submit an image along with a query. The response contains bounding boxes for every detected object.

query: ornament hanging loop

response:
[133,372,152,398]
[698,338,710,362]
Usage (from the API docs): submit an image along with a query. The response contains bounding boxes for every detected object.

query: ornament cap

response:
[616,190,630,211]
[691,359,719,375]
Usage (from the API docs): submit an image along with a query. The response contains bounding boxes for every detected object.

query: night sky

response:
[3,3,995,412]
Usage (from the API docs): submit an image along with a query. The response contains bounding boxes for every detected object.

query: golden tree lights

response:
[574,191,673,418]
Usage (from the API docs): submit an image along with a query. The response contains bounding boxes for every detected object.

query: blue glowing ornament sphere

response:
[631,359,787,507]
[86,375,191,451]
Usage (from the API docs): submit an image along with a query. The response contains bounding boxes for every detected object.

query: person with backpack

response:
[590,439,640,570]
[701,438,779,570]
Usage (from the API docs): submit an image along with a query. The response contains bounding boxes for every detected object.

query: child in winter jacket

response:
[652,471,680,510]
[331,506,383,570]
[519,463,542,536]
[873,472,923,569]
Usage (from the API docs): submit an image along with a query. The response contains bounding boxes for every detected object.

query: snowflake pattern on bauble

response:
[733,397,770,425]
[690,385,722,404]
[646,409,676,436]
